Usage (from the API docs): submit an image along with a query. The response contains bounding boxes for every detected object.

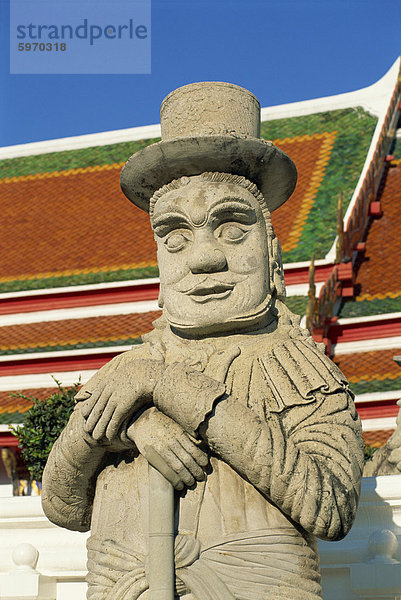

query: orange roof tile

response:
[363,429,395,448]
[0,311,161,352]
[334,348,401,384]
[271,133,336,252]
[0,387,57,416]
[0,165,157,283]
[354,165,401,301]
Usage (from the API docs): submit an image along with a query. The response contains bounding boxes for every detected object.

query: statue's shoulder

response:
[107,340,155,368]
[250,322,351,413]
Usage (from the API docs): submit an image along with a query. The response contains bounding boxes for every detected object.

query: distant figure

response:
[364,357,401,477]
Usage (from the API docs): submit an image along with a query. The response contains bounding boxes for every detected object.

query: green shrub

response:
[11,380,78,481]
[363,442,377,463]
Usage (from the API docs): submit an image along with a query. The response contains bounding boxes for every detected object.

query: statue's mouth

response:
[174,274,245,294]
[187,282,235,303]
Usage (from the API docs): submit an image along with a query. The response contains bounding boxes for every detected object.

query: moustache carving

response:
[173,274,247,294]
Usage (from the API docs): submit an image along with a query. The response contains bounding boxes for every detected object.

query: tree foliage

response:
[11,380,78,481]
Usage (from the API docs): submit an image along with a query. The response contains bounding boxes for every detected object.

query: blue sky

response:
[0,0,400,146]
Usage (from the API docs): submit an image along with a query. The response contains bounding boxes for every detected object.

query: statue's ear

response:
[268,236,286,301]
[158,287,164,308]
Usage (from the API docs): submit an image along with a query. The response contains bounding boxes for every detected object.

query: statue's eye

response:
[217,224,248,243]
[165,232,190,252]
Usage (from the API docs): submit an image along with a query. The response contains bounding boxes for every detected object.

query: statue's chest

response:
[162,336,276,420]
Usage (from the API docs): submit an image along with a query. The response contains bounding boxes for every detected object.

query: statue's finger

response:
[74,389,92,404]
[76,366,111,397]
[79,394,104,418]
[76,381,107,409]
[104,402,127,441]
[171,441,205,481]
[92,403,117,442]
[79,399,94,418]
[178,434,209,467]
[158,449,195,488]
[84,385,114,432]
[84,406,103,433]
[143,445,184,490]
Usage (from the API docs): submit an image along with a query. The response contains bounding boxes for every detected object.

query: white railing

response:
[0,496,88,600]
[1,476,401,599]
[319,474,401,600]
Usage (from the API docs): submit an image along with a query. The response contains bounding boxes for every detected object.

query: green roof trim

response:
[339,295,401,318]
[351,377,401,396]
[0,265,159,293]
[0,139,160,179]
[391,136,401,160]
[261,107,378,262]
[285,295,308,316]
[0,411,27,425]
[0,107,376,183]
[0,338,142,356]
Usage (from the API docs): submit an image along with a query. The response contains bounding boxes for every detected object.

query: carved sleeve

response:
[154,362,364,542]
[203,390,363,541]
[41,406,107,532]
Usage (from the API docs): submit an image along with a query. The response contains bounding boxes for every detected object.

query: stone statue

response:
[42,82,364,600]
[364,357,401,477]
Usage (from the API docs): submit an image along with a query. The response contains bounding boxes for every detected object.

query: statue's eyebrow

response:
[209,198,256,222]
[210,196,254,210]
[151,212,190,232]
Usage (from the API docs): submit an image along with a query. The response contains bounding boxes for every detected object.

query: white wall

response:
[1,476,401,599]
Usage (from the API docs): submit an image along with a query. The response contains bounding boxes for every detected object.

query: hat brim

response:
[120,135,297,213]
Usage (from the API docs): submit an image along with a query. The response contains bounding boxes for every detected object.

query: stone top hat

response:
[120,81,297,213]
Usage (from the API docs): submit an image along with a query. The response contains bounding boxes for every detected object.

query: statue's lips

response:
[186,282,235,303]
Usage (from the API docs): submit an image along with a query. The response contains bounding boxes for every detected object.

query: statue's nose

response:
[188,245,227,274]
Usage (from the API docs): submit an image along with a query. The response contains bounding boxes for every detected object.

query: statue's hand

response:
[203,346,241,382]
[78,359,165,444]
[153,346,240,438]
[127,407,209,490]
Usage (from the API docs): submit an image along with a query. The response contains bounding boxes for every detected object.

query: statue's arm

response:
[41,344,164,531]
[154,363,364,542]
[42,405,107,532]
[203,390,363,541]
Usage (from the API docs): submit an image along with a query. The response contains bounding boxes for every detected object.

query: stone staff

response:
[147,463,175,600]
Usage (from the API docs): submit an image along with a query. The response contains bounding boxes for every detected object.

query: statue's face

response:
[152,178,271,335]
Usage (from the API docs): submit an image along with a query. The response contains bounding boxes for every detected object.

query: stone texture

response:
[42,82,364,600]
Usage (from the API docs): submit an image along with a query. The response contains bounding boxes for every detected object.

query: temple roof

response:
[1,59,400,446]
[0,311,160,355]
[263,109,377,263]
[334,348,401,397]
[0,108,377,292]
[363,429,394,448]
[339,161,401,318]
[0,388,55,424]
